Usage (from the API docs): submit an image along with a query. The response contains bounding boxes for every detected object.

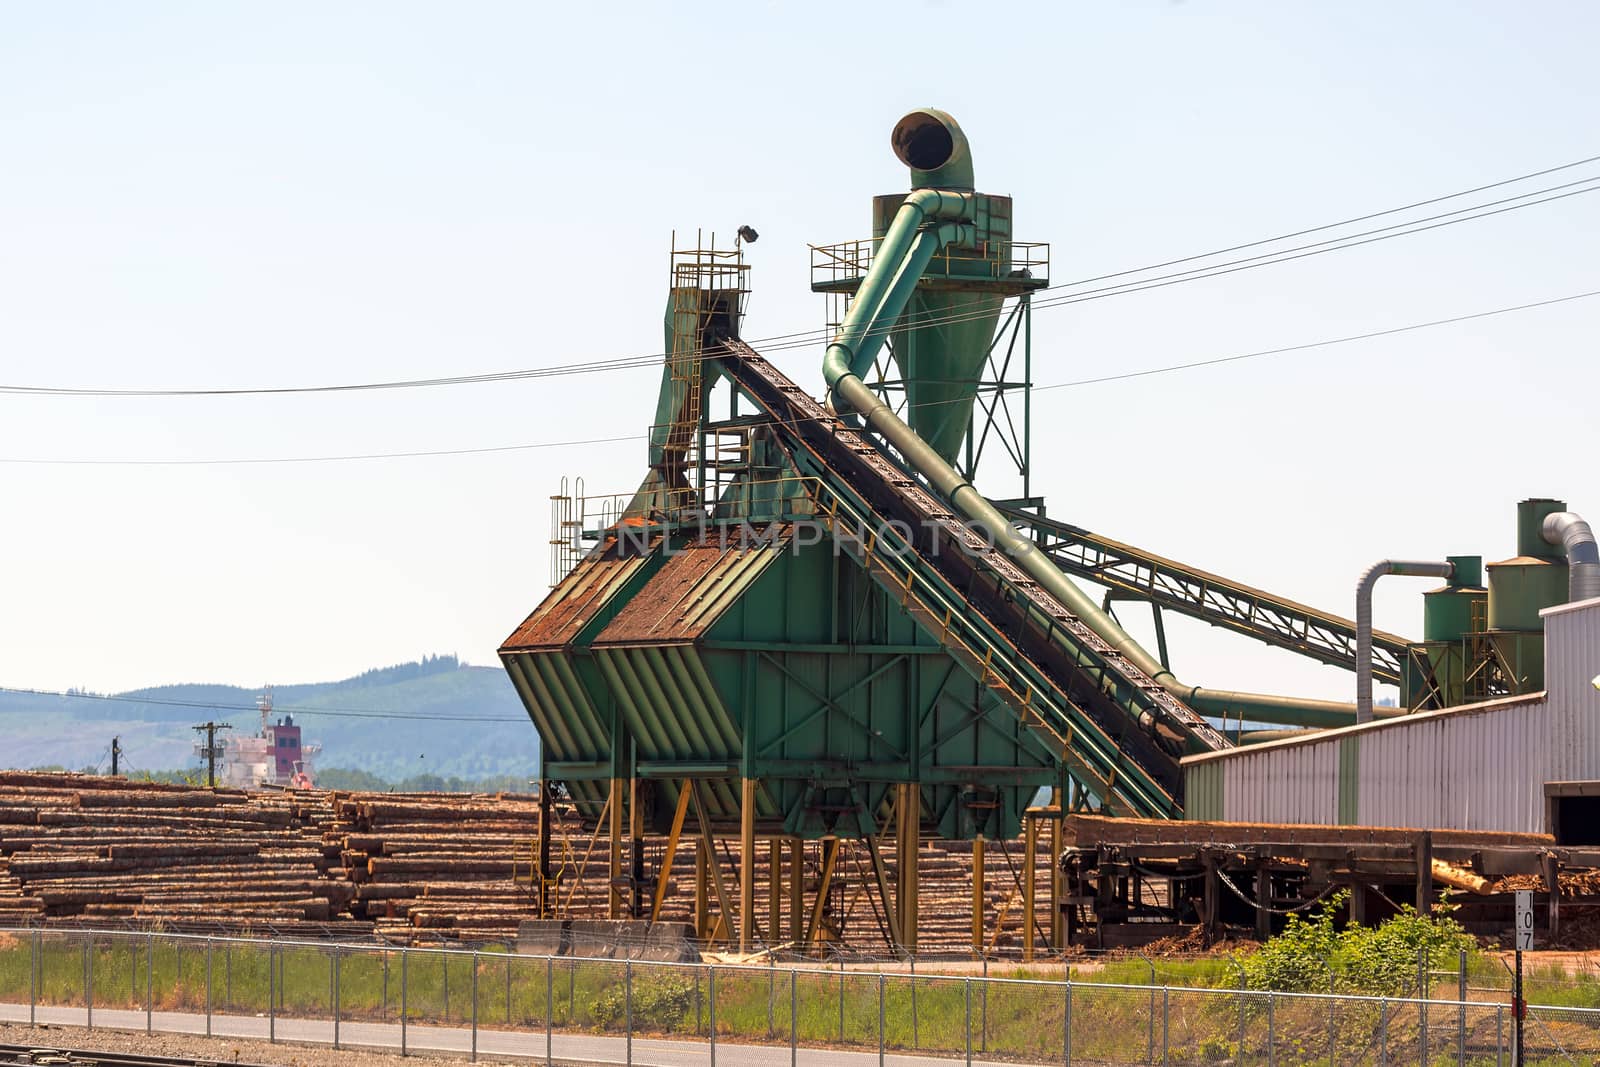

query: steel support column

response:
[1023,813,1037,962]
[629,777,645,918]
[789,839,804,944]
[896,782,919,956]
[608,778,625,919]
[740,778,757,952]
[537,779,553,917]
[1050,788,1063,950]
[769,839,782,948]
[972,836,985,955]
[694,840,710,941]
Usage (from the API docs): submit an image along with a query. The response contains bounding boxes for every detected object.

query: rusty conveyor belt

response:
[716,339,1229,818]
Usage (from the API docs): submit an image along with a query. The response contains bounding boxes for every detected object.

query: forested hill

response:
[0,656,539,783]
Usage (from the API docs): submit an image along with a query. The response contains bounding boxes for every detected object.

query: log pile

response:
[0,772,354,935]
[324,792,541,940]
[0,772,1079,952]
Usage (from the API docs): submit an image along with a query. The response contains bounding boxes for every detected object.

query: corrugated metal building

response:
[1183,596,1600,834]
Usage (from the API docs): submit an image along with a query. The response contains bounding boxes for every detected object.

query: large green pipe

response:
[822,109,1370,735]
[824,195,973,389]
[1187,688,1406,728]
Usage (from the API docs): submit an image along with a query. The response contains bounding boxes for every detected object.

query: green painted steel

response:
[1423,584,1486,643]
[1517,498,1569,560]
[891,109,974,190]
[1337,736,1360,825]
[1185,688,1403,728]
[1487,556,1568,632]
[1184,761,1222,822]
[1004,505,1412,682]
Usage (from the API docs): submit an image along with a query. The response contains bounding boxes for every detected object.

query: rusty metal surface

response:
[593,528,791,645]
[499,533,656,652]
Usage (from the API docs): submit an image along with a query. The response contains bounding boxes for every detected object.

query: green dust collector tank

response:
[874,111,1012,464]
[1423,555,1486,643]
[1488,499,1570,632]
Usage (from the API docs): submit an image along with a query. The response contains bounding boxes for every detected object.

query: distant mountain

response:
[0,656,540,783]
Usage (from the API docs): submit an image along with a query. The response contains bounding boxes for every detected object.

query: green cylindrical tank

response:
[1487,556,1568,632]
[870,191,1009,463]
[1517,498,1568,560]
[1423,584,1487,642]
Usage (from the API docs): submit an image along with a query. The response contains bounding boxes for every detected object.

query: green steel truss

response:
[1000,506,1410,684]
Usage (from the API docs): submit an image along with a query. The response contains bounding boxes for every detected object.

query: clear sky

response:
[1,1,1595,707]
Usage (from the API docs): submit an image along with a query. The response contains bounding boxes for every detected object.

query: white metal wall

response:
[1185,597,1600,832]
[1215,738,1339,825]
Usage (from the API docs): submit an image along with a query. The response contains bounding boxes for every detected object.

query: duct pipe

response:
[1356,560,1455,723]
[1542,511,1600,603]
[822,109,1369,735]
[824,194,973,392]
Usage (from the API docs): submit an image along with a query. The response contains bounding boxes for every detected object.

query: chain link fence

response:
[0,926,1596,1064]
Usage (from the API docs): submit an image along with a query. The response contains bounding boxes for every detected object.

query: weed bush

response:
[1239,890,1477,996]
[590,971,695,1032]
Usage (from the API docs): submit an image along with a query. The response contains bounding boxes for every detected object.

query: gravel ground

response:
[0,1021,510,1066]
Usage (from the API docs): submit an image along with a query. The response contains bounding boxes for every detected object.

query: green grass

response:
[0,933,1593,1064]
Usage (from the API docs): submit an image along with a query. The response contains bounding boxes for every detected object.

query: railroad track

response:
[0,1045,279,1067]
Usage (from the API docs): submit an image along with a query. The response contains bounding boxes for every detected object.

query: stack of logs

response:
[327,792,542,940]
[0,771,353,935]
[0,772,1059,951]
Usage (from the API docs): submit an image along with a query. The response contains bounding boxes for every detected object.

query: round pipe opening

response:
[892,112,955,171]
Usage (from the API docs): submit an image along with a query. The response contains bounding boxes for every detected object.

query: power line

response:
[2,287,1594,466]
[0,432,645,466]
[1,156,1596,399]
[1033,289,1600,391]
[0,685,529,723]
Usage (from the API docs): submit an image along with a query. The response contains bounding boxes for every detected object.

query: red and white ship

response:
[214,688,321,789]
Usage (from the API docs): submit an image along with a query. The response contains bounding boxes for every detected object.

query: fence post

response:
[695,965,702,1037]
[225,943,232,1011]
[878,972,885,1067]
[333,947,341,1051]
[1161,986,1169,1065]
[790,968,798,1067]
[506,950,512,1026]
[270,942,279,1044]
[964,978,973,1067]
[624,959,632,1067]
[1145,958,1155,1066]
[1237,972,1247,1064]
[1496,1003,1504,1067]
[1328,966,1336,1067]
[205,937,213,1038]
[29,928,36,1026]
[709,965,717,1067]
[1267,991,1275,1067]
[981,965,989,1054]
[839,956,845,1045]
[471,949,479,1063]
[401,946,408,1056]
[911,956,918,1050]
[1064,978,1072,1066]
[545,956,553,1067]
[83,934,92,1030]
[1458,946,1468,1067]
[768,956,775,1039]
[1419,946,1429,1063]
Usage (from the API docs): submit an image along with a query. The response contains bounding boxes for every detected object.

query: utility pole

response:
[110,736,122,776]
[192,721,232,788]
